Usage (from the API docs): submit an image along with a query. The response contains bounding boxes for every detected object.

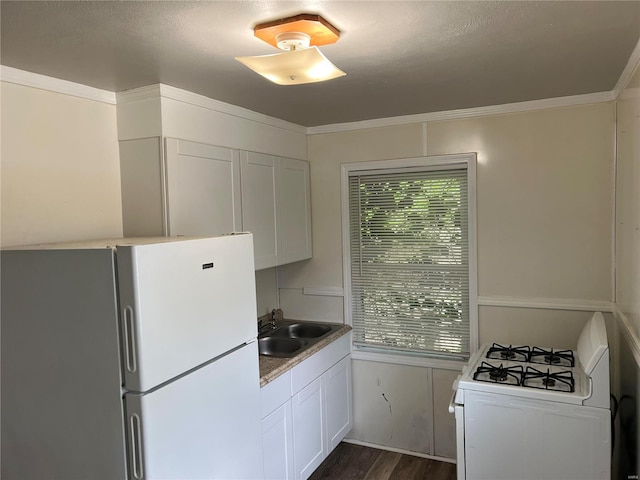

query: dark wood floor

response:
[309,442,457,480]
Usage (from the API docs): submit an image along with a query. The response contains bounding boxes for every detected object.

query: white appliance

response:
[1,234,264,480]
[449,312,611,480]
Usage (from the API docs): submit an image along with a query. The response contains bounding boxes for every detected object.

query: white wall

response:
[281,102,615,458]
[427,104,615,351]
[1,82,122,247]
[614,61,640,478]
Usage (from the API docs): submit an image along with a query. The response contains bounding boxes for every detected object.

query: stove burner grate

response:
[473,362,523,386]
[522,366,575,392]
[528,347,575,367]
[486,343,530,363]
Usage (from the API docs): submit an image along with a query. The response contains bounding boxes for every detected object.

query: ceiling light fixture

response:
[235,13,346,86]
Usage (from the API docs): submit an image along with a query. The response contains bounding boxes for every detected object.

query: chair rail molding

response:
[478,295,614,312]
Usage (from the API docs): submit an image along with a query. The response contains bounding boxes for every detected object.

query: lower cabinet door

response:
[262,401,295,480]
[323,356,353,452]
[292,377,325,480]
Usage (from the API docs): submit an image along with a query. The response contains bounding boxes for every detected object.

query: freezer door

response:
[124,342,263,480]
[117,234,257,392]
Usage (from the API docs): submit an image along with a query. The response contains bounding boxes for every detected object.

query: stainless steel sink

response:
[271,323,332,339]
[258,337,307,357]
[258,321,341,357]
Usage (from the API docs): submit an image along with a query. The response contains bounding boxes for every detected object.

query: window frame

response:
[341,153,478,369]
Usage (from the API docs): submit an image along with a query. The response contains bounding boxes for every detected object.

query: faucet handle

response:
[271,308,284,323]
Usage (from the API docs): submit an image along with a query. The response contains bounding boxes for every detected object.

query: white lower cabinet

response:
[260,334,352,480]
[292,377,325,480]
[262,401,295,480]
[323,356,352,453]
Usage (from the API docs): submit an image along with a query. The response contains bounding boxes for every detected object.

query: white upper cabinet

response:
[276,157,312,265]
[119,137,241,237]
[120,138,311,268]
[240,152,312,269]
[165,138,242,236]
[240,151,278,270]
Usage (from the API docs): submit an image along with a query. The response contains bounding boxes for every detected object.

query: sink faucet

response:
[270,308,283,329]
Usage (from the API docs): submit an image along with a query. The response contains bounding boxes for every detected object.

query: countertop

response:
[259,320,352,387]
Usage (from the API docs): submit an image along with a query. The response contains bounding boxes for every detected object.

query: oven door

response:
[462,390,610,480]
[448,384,466,480]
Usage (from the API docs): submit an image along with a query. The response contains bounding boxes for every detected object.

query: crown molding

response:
[115,84,162,104]
[0,64,626,136]
[0,66,116,104]
[118,83,307,135]
[308,91,615,134]
[613,37,640,99]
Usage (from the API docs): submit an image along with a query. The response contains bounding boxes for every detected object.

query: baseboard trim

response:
[342,438,456,464]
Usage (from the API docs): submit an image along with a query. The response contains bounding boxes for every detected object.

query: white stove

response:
[450,312,611,480]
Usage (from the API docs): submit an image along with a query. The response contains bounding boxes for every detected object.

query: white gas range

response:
[449,312,611,480]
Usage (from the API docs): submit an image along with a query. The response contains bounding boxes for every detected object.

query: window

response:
[341,154,477,362]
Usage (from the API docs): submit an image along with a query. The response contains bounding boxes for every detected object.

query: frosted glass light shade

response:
[236,47,345,85]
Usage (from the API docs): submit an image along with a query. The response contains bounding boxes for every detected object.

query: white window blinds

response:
[347,166,470,360]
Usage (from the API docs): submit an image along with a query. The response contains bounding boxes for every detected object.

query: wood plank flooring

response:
[309,442,457,480]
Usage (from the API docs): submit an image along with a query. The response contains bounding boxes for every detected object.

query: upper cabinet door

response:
[240,151,278,270]
[277,157,312,265]
[165,138,242,236]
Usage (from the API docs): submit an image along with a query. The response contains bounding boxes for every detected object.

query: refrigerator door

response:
[124,341,263,480]
[117,234,257,392]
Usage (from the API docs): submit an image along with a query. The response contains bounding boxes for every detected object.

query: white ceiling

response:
[2,1,639,127]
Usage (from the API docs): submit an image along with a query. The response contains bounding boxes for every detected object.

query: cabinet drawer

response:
[261,370,292,418]
[291,333,351,394]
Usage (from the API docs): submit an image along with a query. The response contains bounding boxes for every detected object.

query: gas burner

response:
[473,362,523,386]
[490,368,508,382]
[486,343,530,363]
[522,366,575,393]
[528,347,575,368]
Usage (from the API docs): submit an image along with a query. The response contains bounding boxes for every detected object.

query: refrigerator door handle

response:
[123,306,137,373]
[129,413,144,479]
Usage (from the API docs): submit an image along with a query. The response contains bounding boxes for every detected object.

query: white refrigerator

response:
[1,234,264,480]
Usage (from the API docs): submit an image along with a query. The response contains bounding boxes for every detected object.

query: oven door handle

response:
[448,388,457,414]
[448,377,461,414]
